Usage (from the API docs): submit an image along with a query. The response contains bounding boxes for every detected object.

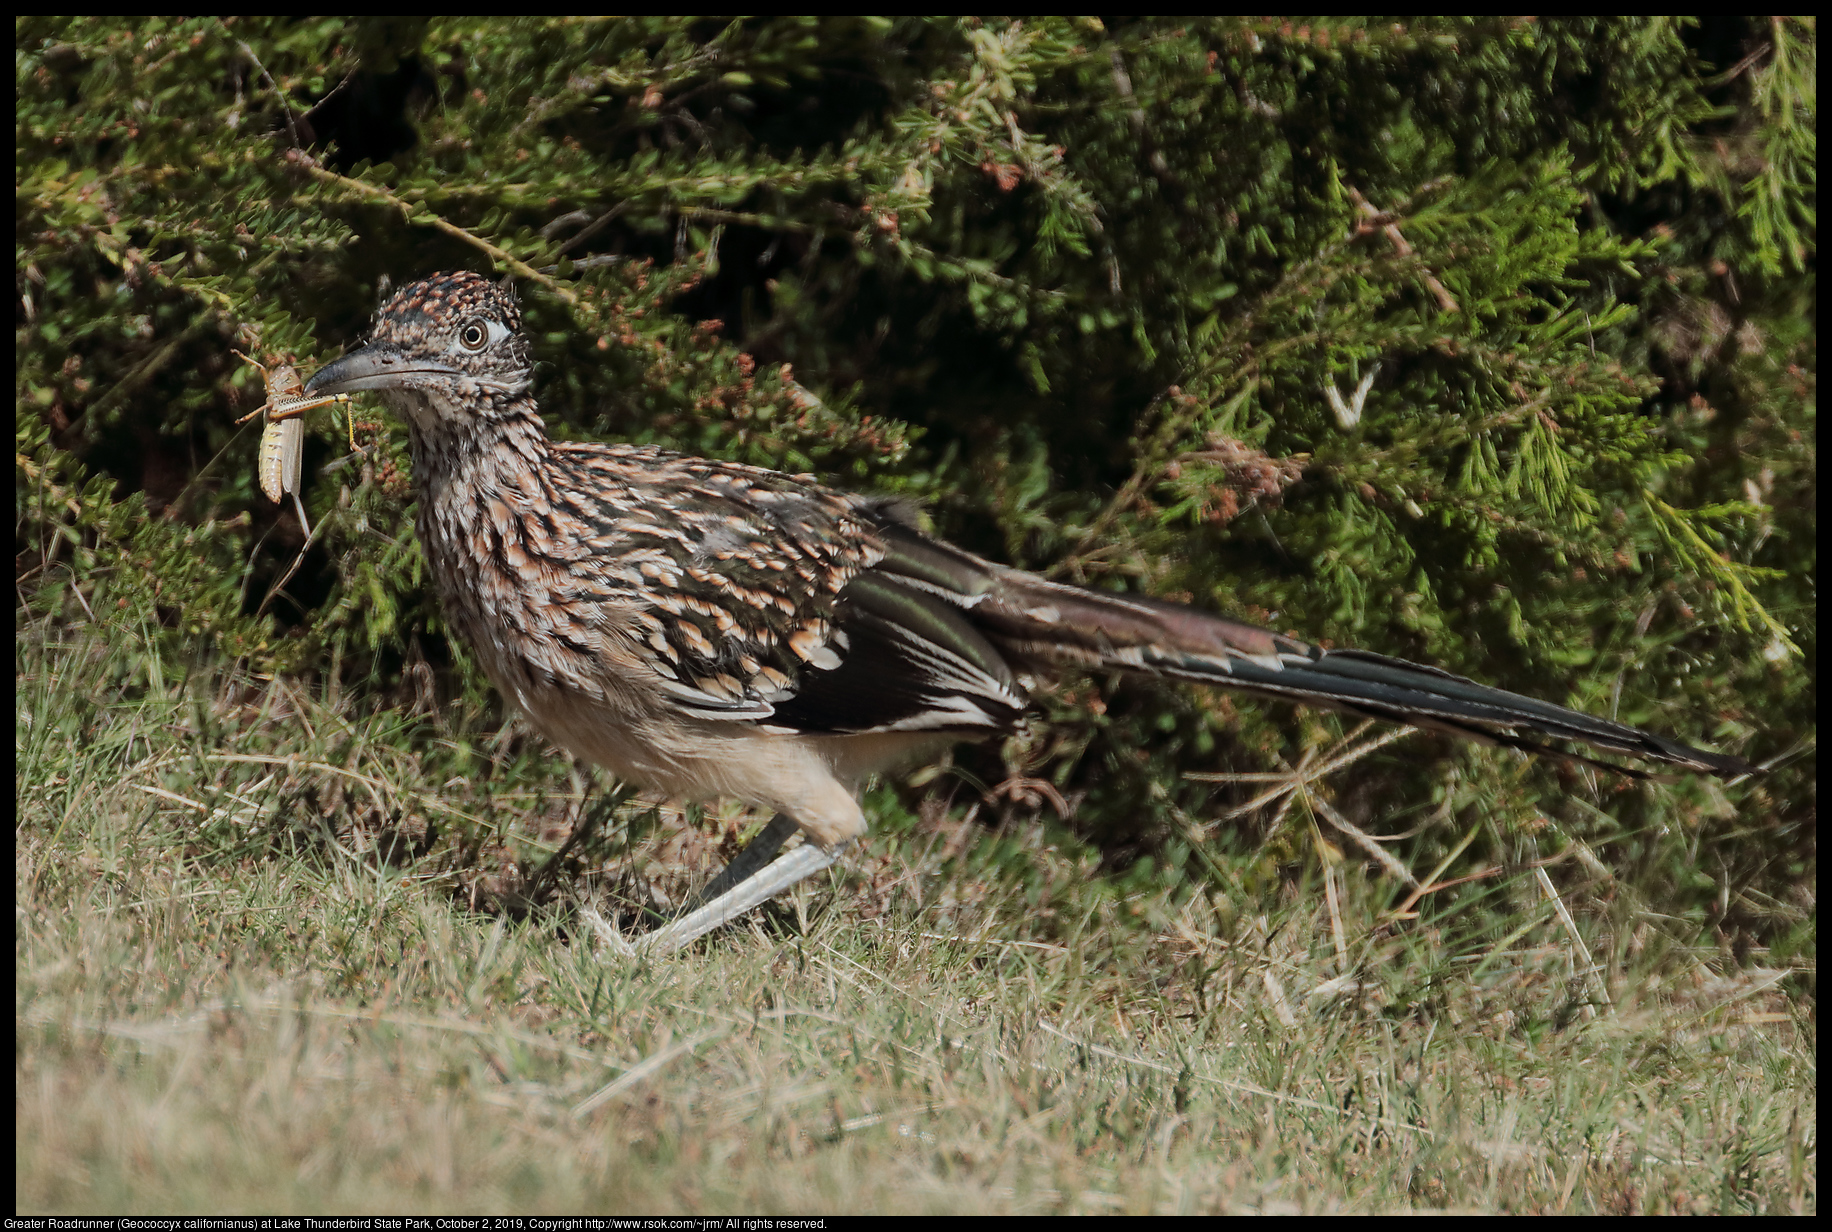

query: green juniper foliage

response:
[17,18,1813,948]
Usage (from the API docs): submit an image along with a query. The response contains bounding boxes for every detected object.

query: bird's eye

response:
[458,320,490,350]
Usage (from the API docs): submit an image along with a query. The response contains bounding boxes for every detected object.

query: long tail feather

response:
[999,577,1747,776]
[870,521,1750,778]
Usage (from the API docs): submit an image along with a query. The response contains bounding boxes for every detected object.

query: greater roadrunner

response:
[302,271,1752,953]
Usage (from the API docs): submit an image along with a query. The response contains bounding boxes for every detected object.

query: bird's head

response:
[304,271,534,437]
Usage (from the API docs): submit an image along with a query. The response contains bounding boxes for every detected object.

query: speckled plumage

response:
[305,272,1036,848]
[304,271,1751,945]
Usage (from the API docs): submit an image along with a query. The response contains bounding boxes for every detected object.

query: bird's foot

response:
[637,836,842,956]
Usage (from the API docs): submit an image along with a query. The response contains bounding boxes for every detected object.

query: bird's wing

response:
[549,446,1026,733]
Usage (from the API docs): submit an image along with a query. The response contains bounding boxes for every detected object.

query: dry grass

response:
[16,625,1814,1214]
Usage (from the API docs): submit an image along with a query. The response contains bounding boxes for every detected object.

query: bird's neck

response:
[397,387,554,498]
[400,388,564,656]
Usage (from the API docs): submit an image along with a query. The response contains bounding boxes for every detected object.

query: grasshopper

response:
[232,350,359,507]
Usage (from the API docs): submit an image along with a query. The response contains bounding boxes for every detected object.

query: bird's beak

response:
[303,342,461,397]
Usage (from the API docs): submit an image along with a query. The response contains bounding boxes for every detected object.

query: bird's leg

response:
[687,812,800,911]
[638,835,841,955]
